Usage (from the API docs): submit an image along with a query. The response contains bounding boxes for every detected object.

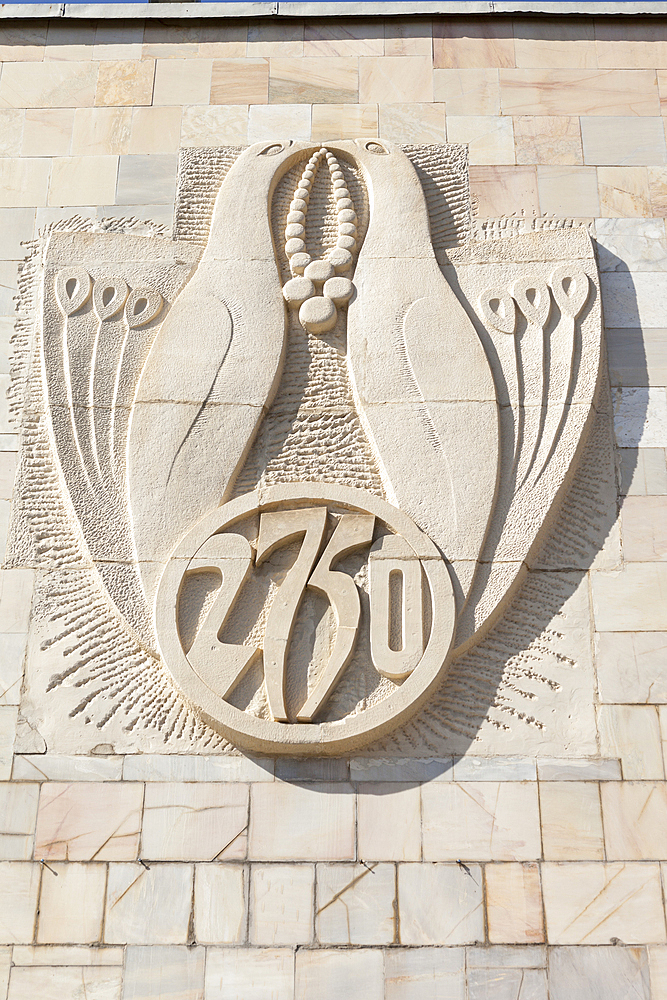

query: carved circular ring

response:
[155,484,456,756]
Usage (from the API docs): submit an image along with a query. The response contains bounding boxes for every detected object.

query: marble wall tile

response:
[602,781,667,859]
[537,165,600,216]
[153,59,212,107]
[607,328,667,386]
[37,862,106,944]
[247,21,304,58]
[194,864,246,945]
[433,68,500,115]
[0,783,38,840]
[398,863,484,945]
[596,217,667,270]
[249,864,313,945]
[621,495,667,559]
[599,167,652,217]
[205,948,294,1000]
[198,24,247,59]
[596,19,667,69]
[422,782,541,861]
[350,758,453,782]
[582,116,667,166]
[21,109,73,157]
[357,783,421,861]
[35,781,143,861]
[599,704,665,777]
[0,862,40,943]
[660,707,667,773]
[0,158,51,208]
[128,106,181,154]
[649,166,667,217]
[49,155,118,207]
[311,104,378,141]
[44,24,97,62]
[485,862,544,944]
[122,754,273,782]
[13,945,121,965]
[269,57,357,105]
[7,965,123,1000]
[500,69,660,117]
[122,945,205,1000]
[248,104,311,143]
[142,782,248,861]
[304,20,384,57]
[0,571,32,634]
[13,755,123,782]
[467,945,546,968]
[0,950,9,1000]
[115,153,177,205]
[295,948,383,1000]
[650,944,667,999]
[617,449,667,496]
[275,759,348,782]
[210,58,268,105]
[0,25,47,62]
[592,565,667,632]
[181,105,249,147]
[359,56,433,104]
[92,23,144,62]
[514,114,583,165]
[379,103,445,143]
[433,19,515,69]
[142,23,200,60]
[452,757,537,781]
[543,861,666,943]
[447,115,515,165]
[105,863,192,945]
[513,18,596,69]
[549,946,651,1000]
[384,947,465,1000]
[249,783,355,861]
[95,60,155,107]
[0,61,99,109]
[0,110,24,156]
[539,781,605,859]
[0,707,17,780]
[613,387,667,447]
[316,862,395,945]
[385,19,433,57]
[71,107,131,156]
[0,634,27,707]
[469,165,539,217]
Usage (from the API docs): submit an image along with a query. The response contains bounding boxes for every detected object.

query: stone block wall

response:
[0,11,666,1000]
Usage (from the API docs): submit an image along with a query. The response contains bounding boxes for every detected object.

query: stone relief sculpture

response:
[9,140,603,755]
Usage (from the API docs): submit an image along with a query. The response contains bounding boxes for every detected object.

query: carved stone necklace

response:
[281,147,356,334]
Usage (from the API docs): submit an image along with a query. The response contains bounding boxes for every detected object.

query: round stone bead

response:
[331,170,344,182]
[334,188,351,202]
[299,295,337,334]
[289,252,312,275]
[287,211,305,225]
[286,238,306,257]
[338,209,357,224]
[283,277,315,306]
[323,277,354,304]
[333,178,347,190]
[339,223,356,236]
[304,259,335,283]
[291,199,308,213]
[329,248,353,272]
[336,199,354,211]
[337,235,356,251]
[303,169,315,180]
[285,223,305,240]
[298,178,311,189]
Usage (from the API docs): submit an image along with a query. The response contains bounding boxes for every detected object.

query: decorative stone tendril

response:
[281,147,356,334]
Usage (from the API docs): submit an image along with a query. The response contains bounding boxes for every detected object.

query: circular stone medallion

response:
[156,484,455,755]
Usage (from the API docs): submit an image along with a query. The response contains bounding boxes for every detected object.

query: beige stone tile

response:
[295,949,383,1000]
[48,155,118,208]
[0,62,98,109]
[621,495,667,560]
[599,704,664,779]
[379,103,445,143]
[0,862,40,943]
[384,948,465,1000]
[399,863,483,944]
[598,166,651,217]
[206,948,294,1000]
[248,104,310,142]
[485,862,544,944]
[433,68,500,115]
[597,631,667,702]
[12,945,123,965]
[606,329,667,386]
[44,23,97,62]
[0,948,8,1000]
[249,783,354,861]
[13,755,122,782]
[385,19,432,57]
[105,863,192,944]
[142,23,200,60]
[514,115,582,165]
[123,946,205,1000]
[92,23,144,62]
[660,71,667,113]
[542,861,666,944]
[0,24,47,62]
[0,158,51,208]
[433,19,514,69]
[304,20,384,57]
[602,782,667,860]
[592,565,667,631]
[269,57,356,105]
[248,21,304,57]
[0,632,27,708]
[649,946,667,1000]
[583,116,667,167]
[95,60,155,107]
[128,106,181,154]
[0,110,24,156]
[123,756,274,783]
[357,783,421,861]
[650,166,667,217]
[142,782,248,861]
[537,165,600,216]
[661,706,667,775]
[71,107,131,156]
[514,17,597,69]
[0,706,17,780]
[311,104,378,141]
[199,23,247,59]
[37,862,106,943]
[540,782,604,861]
[469,164,539,217]
[7,965,123,1000]
[422,782,541,861]
[249,864,313,945]
[0,783,38,838]
[447,115,515,165]
[154,58,212,107]
[500,69,660,116]
[596,19,667,69]
[21,109,72,156]
[316,862,395,945]
[181,104,248,147]
[359,56,433,104]
[194,864,246,945]
[35,781,142,861]
[211,58,268,105]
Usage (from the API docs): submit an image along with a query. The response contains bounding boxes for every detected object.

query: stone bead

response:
[323,277,354,305]
[331,171,344,182]
[289,252,312,275]
[286,211,305,225]
[334,189,351,202]
[283,277,315,307]
[329,248,353,272]
[304,260,335,284]
[303,169,315,180]
[339,223,357,236]
[285,238,306,257]
[297,179,311,192]
[338,209,357,224]
[291,199,307,213]
[299,295,337,334]
[285,223,305,240]
[333,178,347,190]
[336,199,354,211]
[337,235,357,251]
